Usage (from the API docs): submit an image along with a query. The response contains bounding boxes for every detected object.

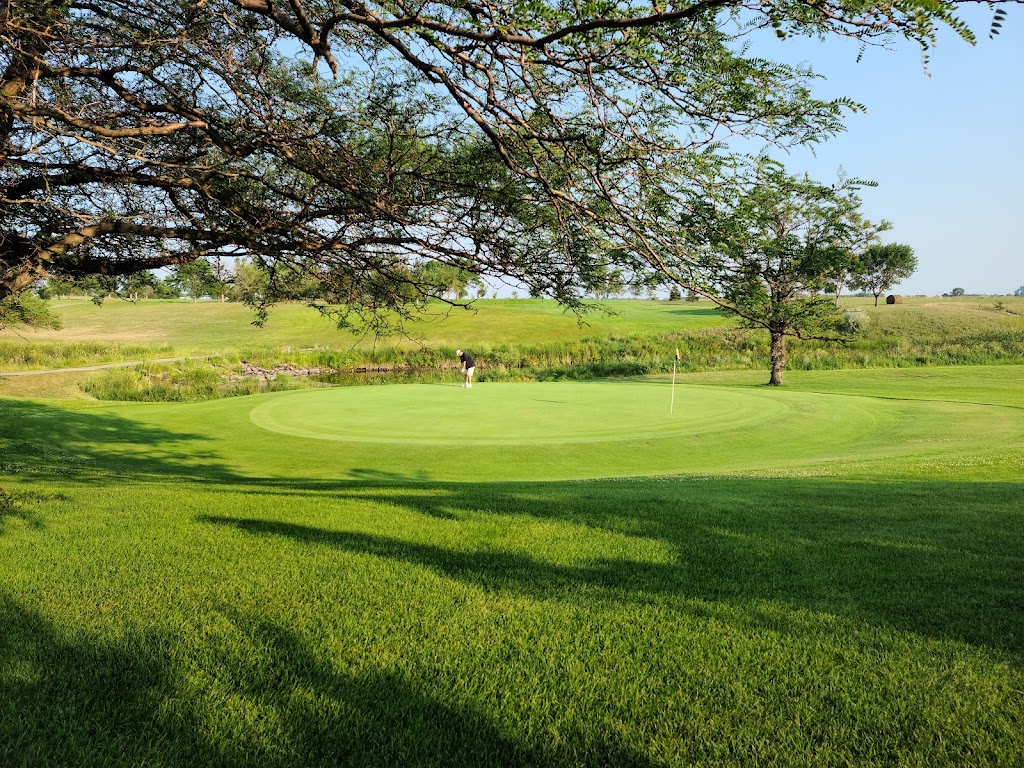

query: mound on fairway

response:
[248,381,785,445]
[5,378,1022,484]
[75,378,1018,483]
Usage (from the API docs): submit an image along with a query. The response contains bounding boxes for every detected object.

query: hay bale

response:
[885,294,904,305]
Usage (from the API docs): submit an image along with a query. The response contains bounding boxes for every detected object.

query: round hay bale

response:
[885,294,904,305]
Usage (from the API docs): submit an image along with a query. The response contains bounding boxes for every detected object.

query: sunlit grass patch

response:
[2,471,1022,766]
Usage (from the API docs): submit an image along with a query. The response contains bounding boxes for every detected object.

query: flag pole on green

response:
[671,346,680,414]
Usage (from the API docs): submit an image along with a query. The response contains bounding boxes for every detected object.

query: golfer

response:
[457,349,476,388]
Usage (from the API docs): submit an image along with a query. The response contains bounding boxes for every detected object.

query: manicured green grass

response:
[680,365,1024,408]
[2,367,1024,765]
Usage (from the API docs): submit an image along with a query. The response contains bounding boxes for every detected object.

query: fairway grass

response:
[3,367,1024,766]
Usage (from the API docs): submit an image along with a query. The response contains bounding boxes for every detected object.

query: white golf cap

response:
[456,349,462,354]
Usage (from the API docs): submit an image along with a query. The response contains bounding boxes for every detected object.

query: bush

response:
[82,361,304,401]
[839,309,870,336]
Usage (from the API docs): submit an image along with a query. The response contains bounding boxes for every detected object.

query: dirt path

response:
[0,357,190,378]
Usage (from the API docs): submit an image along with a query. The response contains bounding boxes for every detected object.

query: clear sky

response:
[751,8,1023,296]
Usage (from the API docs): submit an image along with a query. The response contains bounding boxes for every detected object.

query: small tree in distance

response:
[169,259,217,304]
[665,162,884,386]
[851,243,917,306]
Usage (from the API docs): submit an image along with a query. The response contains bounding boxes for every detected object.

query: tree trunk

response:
[874,291,880,306]
[769,330,786,386]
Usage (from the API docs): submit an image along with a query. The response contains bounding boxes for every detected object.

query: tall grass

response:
[0,340,176,369]
[266,301,1024,377]
[79,311,1024,401]
[276,320,1024,379]
[81,361,307,402]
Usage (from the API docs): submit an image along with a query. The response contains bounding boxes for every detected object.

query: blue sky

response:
[752,8,1023,296]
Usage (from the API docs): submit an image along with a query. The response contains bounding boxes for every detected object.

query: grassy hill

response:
[12,297,729,350]
[3,295,1022,402]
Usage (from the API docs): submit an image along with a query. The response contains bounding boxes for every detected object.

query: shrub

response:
[839,309,870,336]
[82,362,304,401]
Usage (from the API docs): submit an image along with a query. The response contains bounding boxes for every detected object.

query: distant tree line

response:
[38,261,240,304]
[35,259,488,307]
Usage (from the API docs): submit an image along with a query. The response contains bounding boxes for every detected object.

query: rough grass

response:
[0,338,176,370]
[4,296,1022,379]
[2,297,726,352]
[0,370,96,400]
[4,299,1024,405]
[79,360,312,402]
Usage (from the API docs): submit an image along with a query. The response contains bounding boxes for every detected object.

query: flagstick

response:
[670,358,677,415]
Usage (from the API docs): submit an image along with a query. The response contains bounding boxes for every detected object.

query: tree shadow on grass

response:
[663,307,726,319]
[200,513,677,598]
[0,398,240,485]
[3,399,1023,657]
[0,488,64,531]
[0,595,663,768]
[200,476,1024,657]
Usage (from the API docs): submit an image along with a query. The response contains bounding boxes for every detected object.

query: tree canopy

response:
[1,0,1013,334]
[663,161,884,384]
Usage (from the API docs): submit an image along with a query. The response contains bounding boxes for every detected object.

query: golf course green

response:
[57,376,1024,481]
[248,381,786,444]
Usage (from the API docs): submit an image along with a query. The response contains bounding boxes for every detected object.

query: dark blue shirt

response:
[459,351,476,368]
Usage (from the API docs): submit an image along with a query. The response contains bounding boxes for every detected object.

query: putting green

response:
[233,379,1001,481]
[248,381,791,445]
[52,376,1024,482]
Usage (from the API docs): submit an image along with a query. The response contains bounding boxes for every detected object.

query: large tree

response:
[169,259,218,303]
[655,161,884,385]
[0,0,1010,333]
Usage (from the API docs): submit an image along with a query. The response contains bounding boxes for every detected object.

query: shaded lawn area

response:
[2,470,1023,766]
